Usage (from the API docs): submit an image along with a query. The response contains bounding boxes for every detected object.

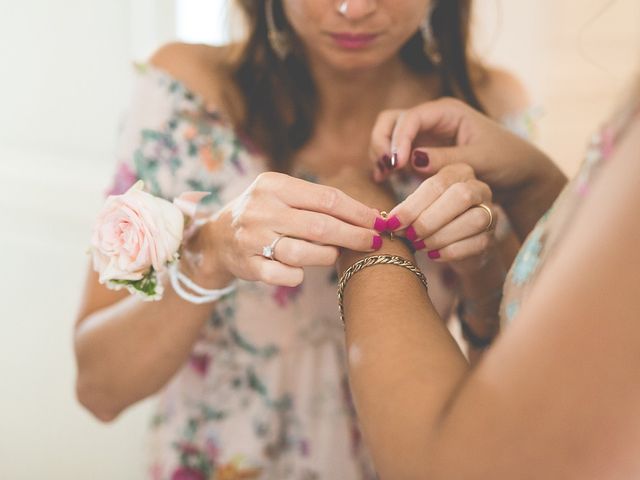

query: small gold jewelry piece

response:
[476,203,495,232]
[380,211,389,219]
[337,255,428,326]
[379,211,394,239]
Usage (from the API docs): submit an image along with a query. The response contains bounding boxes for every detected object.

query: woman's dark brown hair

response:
[232,0,483,172]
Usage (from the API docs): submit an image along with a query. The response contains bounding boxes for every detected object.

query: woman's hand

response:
[387,163,498,273]
[370,98,549,190]
[185,172,383,288]
[323,166,397,213]
[369,98,567,239]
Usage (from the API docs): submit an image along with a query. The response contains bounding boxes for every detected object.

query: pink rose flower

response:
[91,181,184,284]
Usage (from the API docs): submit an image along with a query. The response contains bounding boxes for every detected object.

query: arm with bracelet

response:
[335,103,640,478]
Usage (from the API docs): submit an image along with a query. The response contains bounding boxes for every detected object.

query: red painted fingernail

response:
[428,249,441,259]
[390,152,398,169]
[374,217,387,232]
[382,154,392,169]
[386,215,401,231]
[413,150,430,168]
[372,235,383,250]
[413,240,426,251]
[405,225,417,241]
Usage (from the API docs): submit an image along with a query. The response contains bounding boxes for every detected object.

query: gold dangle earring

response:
[266,0,292,60]
[419,7,442,66]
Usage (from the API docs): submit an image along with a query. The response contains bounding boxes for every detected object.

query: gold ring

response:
[476,203,495,232]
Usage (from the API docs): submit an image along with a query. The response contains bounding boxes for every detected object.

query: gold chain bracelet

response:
[337,255,428,327]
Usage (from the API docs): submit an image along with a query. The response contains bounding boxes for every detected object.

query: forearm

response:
[499,158,567,241]
[74,265,219,420]
[447,207,519,359]
[339,239,469,479]
[454,246,506,362]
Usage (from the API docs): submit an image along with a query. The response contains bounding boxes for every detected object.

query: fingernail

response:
[413,150,430,168]
[382,154,392,169]
[390,152,398,169]
[373,217,387,232]
[405,225,417,241]
[413,240,426,251]
[372,235,383,250]
[376,159,387,173]
[386,215,401,231]
[428,249,441,259]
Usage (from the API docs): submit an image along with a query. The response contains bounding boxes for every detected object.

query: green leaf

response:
[109,269,161,299]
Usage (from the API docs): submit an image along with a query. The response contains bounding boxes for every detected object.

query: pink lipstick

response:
[330,32,378,50]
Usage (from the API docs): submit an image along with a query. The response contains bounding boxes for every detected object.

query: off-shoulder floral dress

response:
[107,64,536,480]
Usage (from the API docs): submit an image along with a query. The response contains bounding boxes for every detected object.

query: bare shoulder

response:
[474,66,531,120]
[149,42,241,114]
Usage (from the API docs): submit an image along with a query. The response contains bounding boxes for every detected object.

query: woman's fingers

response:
[370,98,473,181]
[414,204,496,252]
[282,209,381,252]
[273,174,381,230]
[409,145,476,177]
[370,109,404,181]
[271,237,339,267]
[388,164,477,229]
[420,232,495,263]
[243,235,337,286]
[409,179,491,240]
[248,256,305,287]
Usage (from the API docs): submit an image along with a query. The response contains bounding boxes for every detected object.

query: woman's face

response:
[282,0,432,72]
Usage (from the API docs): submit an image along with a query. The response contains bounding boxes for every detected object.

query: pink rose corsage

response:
[89,181,210,300]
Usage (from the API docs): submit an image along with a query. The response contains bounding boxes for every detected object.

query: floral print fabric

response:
[500,106,634,325]
[109,63,538,480]
[111,64,376,480]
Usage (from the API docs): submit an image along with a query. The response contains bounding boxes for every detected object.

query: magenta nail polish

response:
[372,235,383,250]
[386,215,401,231]
[377,159,387,173]
[382,154,392,169]
[406,225,417,241]
[374,217,387,232]
[413,240,426,251]
[413,150,430,168]
[390,152,398,168]
[428,249,441,259]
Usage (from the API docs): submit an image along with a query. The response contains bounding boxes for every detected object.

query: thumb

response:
[409,145,474,176]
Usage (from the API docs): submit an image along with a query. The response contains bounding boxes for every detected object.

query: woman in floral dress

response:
[74,1,538,478]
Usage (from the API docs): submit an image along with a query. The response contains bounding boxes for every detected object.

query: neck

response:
[309,56,418,127]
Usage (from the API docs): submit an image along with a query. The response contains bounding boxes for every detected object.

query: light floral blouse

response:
[500,102,638,326]
[108,64,536,480]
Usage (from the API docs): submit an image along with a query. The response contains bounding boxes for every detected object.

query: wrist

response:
[457,299,499,349]
[452,245,504,282]
[181,221,236,290]
[454,247,505,314]
[338,234,414,276]
[499,158,567,240]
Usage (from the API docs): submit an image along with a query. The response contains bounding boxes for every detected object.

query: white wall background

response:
[0,1,638,479]
[0,1,177,479]
[474,0,640,172]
